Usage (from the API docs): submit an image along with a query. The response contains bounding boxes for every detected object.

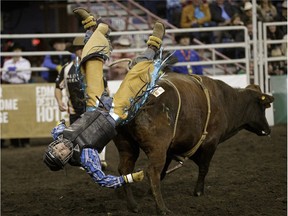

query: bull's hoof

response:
[193,190,204,197]
[127,202,138,213]
[157,208,173,215]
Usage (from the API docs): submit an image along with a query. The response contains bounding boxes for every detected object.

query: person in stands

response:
[209,0,238,43]
[172,33,203,75]
[42,38,75,83]
[2,43,32,147]
[180,0,214,43]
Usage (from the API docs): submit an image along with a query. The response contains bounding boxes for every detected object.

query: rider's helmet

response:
[43,137,73,171]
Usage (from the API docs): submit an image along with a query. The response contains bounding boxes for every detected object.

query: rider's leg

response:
[80,23,112,168]
[79,23,111,111]
[112,21,166,120]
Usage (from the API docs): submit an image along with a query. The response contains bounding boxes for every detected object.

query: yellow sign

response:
[0,84,69,139]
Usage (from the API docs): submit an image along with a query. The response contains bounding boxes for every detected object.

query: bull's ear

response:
[259,94,274,108]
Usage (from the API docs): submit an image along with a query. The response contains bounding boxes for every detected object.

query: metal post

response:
[244,27,250,84]
[263,22,270,93]
[252,0,259,85]
[258,21,265,92]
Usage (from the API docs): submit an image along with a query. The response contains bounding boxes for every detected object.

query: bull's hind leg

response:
[191,144,216,196]
[113,132,140,213]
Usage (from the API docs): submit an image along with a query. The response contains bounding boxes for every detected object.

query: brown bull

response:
[113,72,274,215]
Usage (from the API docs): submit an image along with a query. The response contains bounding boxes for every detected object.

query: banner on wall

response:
[0,84,69,139]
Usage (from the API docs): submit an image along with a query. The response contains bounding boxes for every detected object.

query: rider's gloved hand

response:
[123,170,144,183]
[51,119,66,140]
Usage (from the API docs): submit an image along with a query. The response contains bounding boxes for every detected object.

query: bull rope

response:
[161,78,181,139]
[185,75,211,157]
[165,75,211,174]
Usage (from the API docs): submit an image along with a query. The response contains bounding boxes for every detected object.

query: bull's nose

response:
[261,131,269,136]
[262,127,271,136]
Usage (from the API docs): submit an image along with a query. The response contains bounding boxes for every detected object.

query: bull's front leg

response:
[146,151,172,215]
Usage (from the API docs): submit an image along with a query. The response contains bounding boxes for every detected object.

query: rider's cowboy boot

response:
[80,23,112,110]
[146,21,165,50]
[130,21,165,67]
[73,7,97,30]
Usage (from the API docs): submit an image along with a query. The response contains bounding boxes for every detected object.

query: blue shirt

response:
[172,49,203,75]
[80,148,126,188]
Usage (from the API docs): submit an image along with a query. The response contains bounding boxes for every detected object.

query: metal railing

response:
[261,22,287,93]
[1,26,250,79]
[67,0,248,72]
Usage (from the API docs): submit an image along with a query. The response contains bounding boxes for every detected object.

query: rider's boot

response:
[130,21,165,67]
[73,7,97,30]
[146,21,165,51]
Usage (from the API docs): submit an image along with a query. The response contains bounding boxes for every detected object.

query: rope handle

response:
[108,58,132,69]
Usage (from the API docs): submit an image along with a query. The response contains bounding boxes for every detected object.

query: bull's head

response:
[244,84,274,136]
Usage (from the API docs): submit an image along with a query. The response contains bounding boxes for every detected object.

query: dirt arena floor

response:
[1,124,287,216]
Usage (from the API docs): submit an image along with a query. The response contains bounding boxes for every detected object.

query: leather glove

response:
[123,170,144,183]
[51,119,66,140]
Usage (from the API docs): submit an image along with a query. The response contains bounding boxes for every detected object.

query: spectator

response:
[245,20,254,61]
[246,20,253,40]
[267,23,285,55]
[172,33,203,75]
[2,43,31,147]
[55,36,85,125]
[107,36,136,80]
[232,0,250,13]
[2,43,31,84]
[257,0,278,22]
[209,0,238,43]
[180,0,214,43]
[241,1,253,24]
[277,0,287,34]
[223,13,246,58]
[41,38,75,83]
[266,24,286,76]
[268,46,287,75]
[281,34,287,56]
[166,0,185,27]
